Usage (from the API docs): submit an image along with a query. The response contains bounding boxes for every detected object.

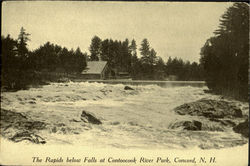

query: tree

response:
[89,36,102,61]
[130,39,138,75]
[139,39,161,79]
[74,47,87,73]
[154,57,165,79]
[121,39,131,72]
[129,39,137,57]
[200,2,249,100]
[16,27,31,71]
[1,35,18,70]
[140,38,150,64]
[149,48,157,65]
[1,34,19,86]
[17,27,30,57]
[100,39,110,61]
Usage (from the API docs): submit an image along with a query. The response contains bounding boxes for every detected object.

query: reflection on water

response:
[87,80,206,88]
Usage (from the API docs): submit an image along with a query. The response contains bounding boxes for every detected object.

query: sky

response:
[2,1,232,62]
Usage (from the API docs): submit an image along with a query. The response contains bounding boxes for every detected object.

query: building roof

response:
[81,61,107,74]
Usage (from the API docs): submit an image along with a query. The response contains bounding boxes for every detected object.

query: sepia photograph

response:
[1,1,249,166]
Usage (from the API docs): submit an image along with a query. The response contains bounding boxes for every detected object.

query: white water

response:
[1,82,248,149]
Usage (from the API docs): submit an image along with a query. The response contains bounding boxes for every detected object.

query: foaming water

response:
[87,80,206,88]
[1,81,248,149]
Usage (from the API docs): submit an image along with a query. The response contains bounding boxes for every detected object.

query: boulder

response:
[1,109,27,125]
[0,109,47,131]
[0,109,47,144]
[70,119,82,122]
[124,86,134,90]
[233,119,249,138]
[29,101,36,104]
[10,131,46,144]
[174,99,243,119]
[209,118,236,127]
[169,120,202,131]
[81,110,102,125]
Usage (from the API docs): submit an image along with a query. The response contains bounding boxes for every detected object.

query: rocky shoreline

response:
[0,108,104,144]
[171,99,249,138]
[1,109,47,144]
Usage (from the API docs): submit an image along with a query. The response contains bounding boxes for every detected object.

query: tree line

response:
[165,57,203,81]
[89,36,203,80]
[2,27,204,90]
[200,2,249,100]
[1,27,87,90]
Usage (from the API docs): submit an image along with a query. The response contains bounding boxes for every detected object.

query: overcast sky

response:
[2,1,232,62]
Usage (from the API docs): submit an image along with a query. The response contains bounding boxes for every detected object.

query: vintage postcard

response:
[1,1,249,166]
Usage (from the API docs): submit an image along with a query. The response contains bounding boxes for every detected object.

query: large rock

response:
[233,119,249,138]
[0,109,27,124]
[10,131,46,144]
[124,86,134,90]
[174,99,243,119]
[0,109,47,143]
[81,110,102,125]
[209,118,236,127]
[0,109,47,131]
[169,120,202,131]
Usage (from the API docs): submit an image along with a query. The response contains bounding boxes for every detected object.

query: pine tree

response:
[89,36,102,61]
[200,2,249,100]
[130,39,138,74]
[129,39,137,57]
[140,39,150,65]
[17,27,30,57]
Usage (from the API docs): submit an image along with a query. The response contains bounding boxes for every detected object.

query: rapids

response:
[0,81,248,149]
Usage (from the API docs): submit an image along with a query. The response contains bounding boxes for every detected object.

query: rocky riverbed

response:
[0,82,248,149]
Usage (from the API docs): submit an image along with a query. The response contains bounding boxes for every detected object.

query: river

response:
[1,81,248,150]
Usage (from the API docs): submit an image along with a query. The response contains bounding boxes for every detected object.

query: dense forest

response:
[200,3,249,100]
[89,36,203,80]
[1,27,87,90]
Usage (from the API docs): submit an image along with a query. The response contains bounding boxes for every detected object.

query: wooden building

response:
[81,61,109,79]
